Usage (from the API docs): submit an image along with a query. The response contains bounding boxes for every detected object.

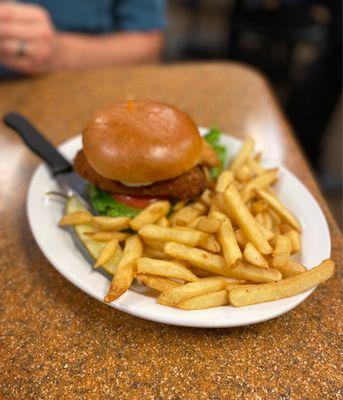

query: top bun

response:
[82,101,203,183]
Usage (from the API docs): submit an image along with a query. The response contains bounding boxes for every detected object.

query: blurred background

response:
[0,0,341,226]
[164,0,342,227]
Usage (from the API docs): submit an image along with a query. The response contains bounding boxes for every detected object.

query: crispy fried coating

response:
[74,150,208,200]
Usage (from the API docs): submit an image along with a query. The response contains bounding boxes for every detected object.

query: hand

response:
[0,3,59,75]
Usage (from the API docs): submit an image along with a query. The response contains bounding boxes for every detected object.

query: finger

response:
[0,22,51,40]
[0,55,34,74]
[0,3,46,22]
[0,38,30,57]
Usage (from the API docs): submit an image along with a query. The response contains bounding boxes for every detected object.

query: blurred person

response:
[0,0,165,76]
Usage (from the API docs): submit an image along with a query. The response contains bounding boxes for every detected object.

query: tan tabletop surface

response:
[0,63,342,400]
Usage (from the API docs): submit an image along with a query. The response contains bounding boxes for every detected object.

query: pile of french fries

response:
[60,138,335,309]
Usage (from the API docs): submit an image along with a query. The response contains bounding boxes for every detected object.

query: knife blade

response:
[3,112,89,205]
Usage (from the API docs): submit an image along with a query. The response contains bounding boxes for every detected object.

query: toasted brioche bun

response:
[82,101,203,183]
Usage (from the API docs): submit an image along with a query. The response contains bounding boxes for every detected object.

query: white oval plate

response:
[27,131,331,328]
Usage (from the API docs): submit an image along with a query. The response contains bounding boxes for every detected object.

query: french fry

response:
[256,189,301,232]
[225,282,249,292]
[213,211,242,268]
[138,224,218,252]
[269,210,282,234]
[187,216,202,229]
[163,242,280,282]
[273,235,292,268]
[229,259,335,307]
[137,258,198,282]
[241,168,279,202]
[270,209,282,226]
[142,237,166,251]
[94,239,119,269]
[91,216,130,231]
[251,200,269,215]
[254,153,262,162]
[280,224,292,234]
[104,235,143,302]
[164,242,229,276]
[65,197,122,276]
[136,274,183,292]
[212,192,232,217]
[271,224,281,236]
[208,204,220,216]
[256,223,274,242]
[84,231,130,242]
[59,211,92,226]
[262,211,273,230]
[246,156,264,175]
[173,200,186,211]
[224,185,273,254]
[202,235,221,253]
[255,213,264,226]
[231,180,244,191]
[158,277,226,306]
[243,242,269,269]
[228,261,282,283]
[194,202,208,213]
[235,165,251,183]
[199,189,212,207]
[284,230,301,254]
[143,246,171,260]
[171,258,192,268]
[177,290,228,310]
[169,202,206,226]
[239,224,274,249]
[189,266,215,278]
[215,171,234,192]
[130,201,170,231]
[192,201,208,212]
[222,278,249,284]
[229,138,255,172]
[265,187,278,198]
[173,226,194,231]
[235,229,249,248]
[275,260,307,278]
[202,165,214,188]
[156,216,170,228]
[194,216,222,233]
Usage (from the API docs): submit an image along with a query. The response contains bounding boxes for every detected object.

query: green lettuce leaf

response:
[204,128,227,179]
[88,184,141,217]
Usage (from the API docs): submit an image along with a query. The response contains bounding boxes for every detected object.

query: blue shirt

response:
[22,0,166,33]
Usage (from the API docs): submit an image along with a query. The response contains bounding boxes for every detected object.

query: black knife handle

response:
[3,112,72,175]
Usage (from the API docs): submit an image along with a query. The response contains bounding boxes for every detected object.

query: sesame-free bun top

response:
[82,101,203,183]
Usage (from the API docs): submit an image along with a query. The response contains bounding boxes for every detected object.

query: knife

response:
[3,112,89,205]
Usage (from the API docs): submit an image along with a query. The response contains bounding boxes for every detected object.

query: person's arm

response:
[0,3,163,75]
[56,31,163,69]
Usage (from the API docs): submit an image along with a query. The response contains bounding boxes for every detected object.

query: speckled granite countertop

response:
[0,63,341,399]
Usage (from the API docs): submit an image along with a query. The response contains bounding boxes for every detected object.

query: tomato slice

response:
[112,194,160,209]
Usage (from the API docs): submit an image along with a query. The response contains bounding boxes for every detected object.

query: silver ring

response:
[17,40,27,57]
